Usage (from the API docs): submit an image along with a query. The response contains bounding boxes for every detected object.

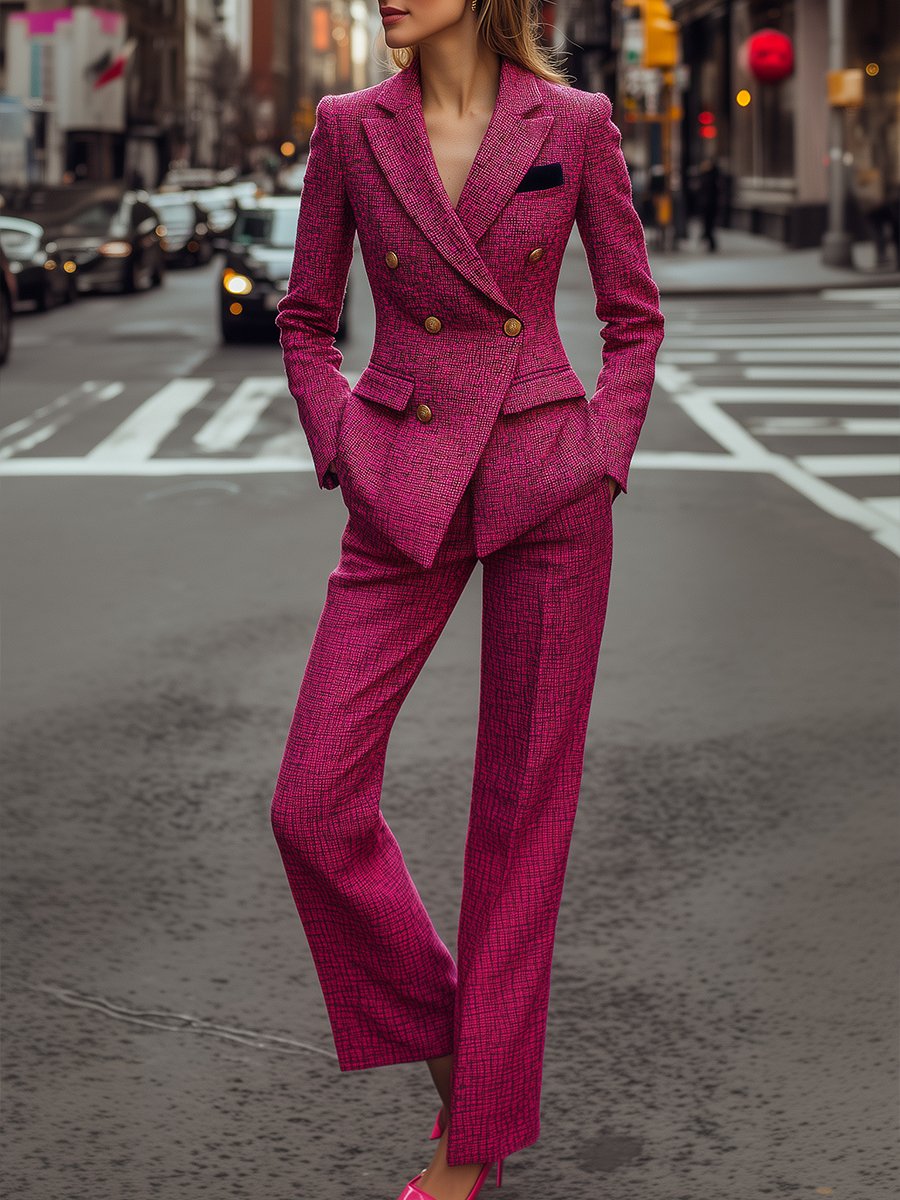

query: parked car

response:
[159,167,222,191]
[192,186,238,248]
[0,240,16,365]
[228,179,266,202]
[149,191,215,266]
[218,193,349,344]
[50,192,166,295]
[0,215,78,310]
[275,160,307,194]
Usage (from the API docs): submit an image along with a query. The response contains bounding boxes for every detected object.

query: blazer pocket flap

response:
[351,364,415,411]
[500,366,586,415]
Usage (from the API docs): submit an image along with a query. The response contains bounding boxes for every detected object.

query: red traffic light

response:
[698,110,715,125]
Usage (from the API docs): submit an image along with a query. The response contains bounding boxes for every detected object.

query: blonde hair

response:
[385,0,573,87]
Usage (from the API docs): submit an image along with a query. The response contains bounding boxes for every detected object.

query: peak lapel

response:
[454,62,553,246]
[362,56,552,309]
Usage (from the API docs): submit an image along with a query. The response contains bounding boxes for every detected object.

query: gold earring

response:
[471,0,477,9]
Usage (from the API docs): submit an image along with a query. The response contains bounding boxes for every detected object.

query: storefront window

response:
[731,0,796,189]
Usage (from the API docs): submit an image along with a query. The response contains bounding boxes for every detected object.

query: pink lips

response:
[380,7,408,23]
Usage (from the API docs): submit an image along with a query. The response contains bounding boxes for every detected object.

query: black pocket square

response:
[515,162,564,193]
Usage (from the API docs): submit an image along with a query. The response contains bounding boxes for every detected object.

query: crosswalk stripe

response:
[865,497,900,520]
[695,387,900,404]
[822,288,900,302]
[192,377,285,452]
[0,457,313,476]
[659,351,720,364]
[664,324,900,336]
[743,366,900,383]
[86,379,214,461]
[792,453,900,477]
[663,336,899,350]
[736,350,900,364]
[748,417,900,436]
[0,381,124,458]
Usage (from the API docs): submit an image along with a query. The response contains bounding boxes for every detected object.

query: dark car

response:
[218,194,349,344]
[50,191,166,295]
[0,240,16,365]
[149,191,215,266]
[0,215,78,310]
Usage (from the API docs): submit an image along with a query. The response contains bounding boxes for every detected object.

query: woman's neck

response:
[416,47,502,120]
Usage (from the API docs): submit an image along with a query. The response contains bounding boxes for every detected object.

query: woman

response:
[270,2,664,1198]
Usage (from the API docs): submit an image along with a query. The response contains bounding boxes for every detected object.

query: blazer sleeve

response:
[275,95,356,490]
[575,91,665,497]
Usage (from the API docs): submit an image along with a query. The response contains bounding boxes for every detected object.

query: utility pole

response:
[822,0,854,267]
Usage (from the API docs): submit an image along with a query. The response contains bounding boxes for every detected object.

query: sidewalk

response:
[649,227,900,296]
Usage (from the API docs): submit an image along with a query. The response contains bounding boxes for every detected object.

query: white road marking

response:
[659,351,720,364]
[86,378,214,460]
[666,322,900,336]
[865,497,900,521]
[192,377,285,452]
[697,387,900,404]
[793,454,900,477]
[670,389,900,556]
[0,457,313,476]
[821,288,900,302]
[748,417,900,436]
[663,336,899,351]
[653,338,900,557]
[0,381,124,460]
[736,350,900,364]
[743,366,900,383]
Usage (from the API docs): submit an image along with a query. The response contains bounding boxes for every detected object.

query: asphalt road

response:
[2,242,898,1200]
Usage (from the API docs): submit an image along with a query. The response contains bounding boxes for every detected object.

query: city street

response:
[2,229,898,1200]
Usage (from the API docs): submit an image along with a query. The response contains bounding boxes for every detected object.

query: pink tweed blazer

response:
[276,54,664,569]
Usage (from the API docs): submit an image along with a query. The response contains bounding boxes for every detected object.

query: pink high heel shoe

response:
[396,1158,504,1200]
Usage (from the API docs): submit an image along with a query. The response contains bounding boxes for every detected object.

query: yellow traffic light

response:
[642,0,679,69]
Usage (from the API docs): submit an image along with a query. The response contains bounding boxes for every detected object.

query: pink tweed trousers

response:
[270,423,614,1168]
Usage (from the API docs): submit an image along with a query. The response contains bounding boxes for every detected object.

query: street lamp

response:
[822,0,854,268]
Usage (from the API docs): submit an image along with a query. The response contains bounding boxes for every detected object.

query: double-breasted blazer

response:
[276,53,664,569]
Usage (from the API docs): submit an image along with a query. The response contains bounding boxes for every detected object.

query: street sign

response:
[623,20,644,66]
[827,68,864,107]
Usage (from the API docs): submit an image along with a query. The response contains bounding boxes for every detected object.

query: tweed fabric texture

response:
[276,54,664,570]
[270,468,614,1167]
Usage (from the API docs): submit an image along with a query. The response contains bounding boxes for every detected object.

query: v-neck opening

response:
[413,55,509,216]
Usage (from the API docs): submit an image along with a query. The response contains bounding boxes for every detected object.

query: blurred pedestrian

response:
[697,157,720,252]
[269,3,664,1199]
[852,164,900,270]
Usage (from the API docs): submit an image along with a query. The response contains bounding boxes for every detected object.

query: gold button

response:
[385,250,399,268]
[503,317,522,337]
[424,316,442,334]
[527,247,544,263]
[416,403,433,423]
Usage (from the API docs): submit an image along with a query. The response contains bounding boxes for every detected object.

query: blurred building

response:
[674,0,900,247]
[552,0,616,93]
[0,0,243,187]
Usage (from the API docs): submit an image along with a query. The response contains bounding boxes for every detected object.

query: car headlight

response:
[223,271,253,296]
[99,241,133,258]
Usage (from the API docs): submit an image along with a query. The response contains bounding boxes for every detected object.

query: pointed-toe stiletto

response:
[395,1158,504,1200]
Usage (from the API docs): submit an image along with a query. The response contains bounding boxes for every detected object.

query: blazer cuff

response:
[589,407,631,496]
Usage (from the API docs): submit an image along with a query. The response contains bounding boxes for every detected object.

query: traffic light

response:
[643,0,678,69]
[622,1,679,69]
[698,110,717,139]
